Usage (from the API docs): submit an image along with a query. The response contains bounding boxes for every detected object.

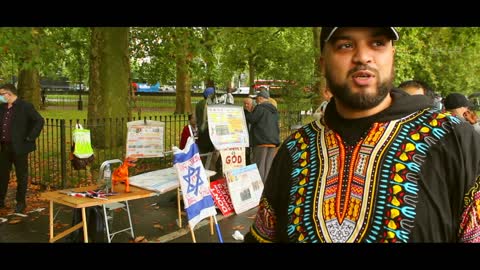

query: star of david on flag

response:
[173,137,217,229]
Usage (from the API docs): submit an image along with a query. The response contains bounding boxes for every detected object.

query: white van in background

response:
[233,86,250,95]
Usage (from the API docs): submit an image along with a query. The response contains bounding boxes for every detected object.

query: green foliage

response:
[6,26,480,107]
[395,27,480,97]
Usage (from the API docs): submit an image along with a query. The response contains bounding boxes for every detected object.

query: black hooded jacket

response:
[245,101,280,147]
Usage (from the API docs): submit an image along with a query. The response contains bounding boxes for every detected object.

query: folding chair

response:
[98,159,135,243]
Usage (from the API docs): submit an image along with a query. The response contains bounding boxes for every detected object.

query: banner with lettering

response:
[219,147,245,174]
[126,120,165,158]
[207,105,249,150]
[225,163,264,214]
[173,137,217,229]
[209,178,235,217]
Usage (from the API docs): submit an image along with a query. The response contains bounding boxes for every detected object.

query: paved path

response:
[0,187,256,243]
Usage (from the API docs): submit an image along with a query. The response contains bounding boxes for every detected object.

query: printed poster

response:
[126,120,165,158]
[207,105,249,150]
[219,147,245,173]
[210,178,235,217]
[224,163,264,214]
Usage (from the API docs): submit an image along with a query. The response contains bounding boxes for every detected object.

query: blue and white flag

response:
[173,137,217,229]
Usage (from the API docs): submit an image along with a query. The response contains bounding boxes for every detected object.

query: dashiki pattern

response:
[250,108,480,242]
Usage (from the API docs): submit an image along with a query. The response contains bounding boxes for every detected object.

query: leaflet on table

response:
[128,167,178,194]
[129,167,217,194]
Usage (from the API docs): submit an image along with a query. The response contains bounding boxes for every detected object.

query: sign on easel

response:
[225,164,264,214]
[219,147,245,173]
[126,120,165,158]
[207,105,249,150]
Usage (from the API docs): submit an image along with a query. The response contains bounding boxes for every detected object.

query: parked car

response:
[233,86,250,95]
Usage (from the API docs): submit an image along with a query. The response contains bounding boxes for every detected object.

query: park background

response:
[1,27,480,190]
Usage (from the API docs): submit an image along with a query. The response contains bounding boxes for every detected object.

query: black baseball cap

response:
[320,27,399,51]
[444,93,473,110]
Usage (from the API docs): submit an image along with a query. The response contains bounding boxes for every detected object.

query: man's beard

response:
[326,65,394,110]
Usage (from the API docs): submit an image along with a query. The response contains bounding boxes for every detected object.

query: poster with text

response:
[210,178,235,217]
[225,163,264,214]
[126,120,165,158]
[207,105,249,150]
[219,147,245,173]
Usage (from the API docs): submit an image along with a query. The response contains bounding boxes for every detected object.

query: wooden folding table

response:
[40,183,155,243]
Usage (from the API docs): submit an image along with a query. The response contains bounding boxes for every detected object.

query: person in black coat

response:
[0,84,44,213]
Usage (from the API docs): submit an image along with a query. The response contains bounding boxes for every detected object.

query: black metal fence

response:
[28,114,189,189]
[26,111,313,189]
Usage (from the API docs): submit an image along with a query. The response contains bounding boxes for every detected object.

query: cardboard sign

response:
[209,178,235,217]
[126,120,165,158]
[225,164,264,214]
[219,147,245,173]
[207,105,249,150]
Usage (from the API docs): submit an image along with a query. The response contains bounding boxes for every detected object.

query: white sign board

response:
[225,163,264,214]
[126,120,164,158]
[219,147,246,173]
[207,105,249,150]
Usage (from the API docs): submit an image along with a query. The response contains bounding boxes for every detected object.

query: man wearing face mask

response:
[0,84,44,213]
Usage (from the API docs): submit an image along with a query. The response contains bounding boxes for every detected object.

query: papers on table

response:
[129,167,216,194]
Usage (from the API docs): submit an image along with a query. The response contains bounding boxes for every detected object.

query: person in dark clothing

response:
[245,27,480,243]
[179,113,198,150]
[398,79,443,111]
[444,92,480,135]
[0,84,44,213]
[243,97,255,165]
[195,87,220,173]
[244,89,280,183]
[398,80,436,101]
[195,87,216,154]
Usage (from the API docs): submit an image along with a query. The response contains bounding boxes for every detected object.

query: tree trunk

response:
[174,31,192,114]
[16,27,41,110]
[248,57,256,95]
[88,27,130,149]
[203,28,215,88]
[17,68,40,110]
[312,27,325,107]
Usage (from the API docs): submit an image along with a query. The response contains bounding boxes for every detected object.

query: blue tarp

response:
[137,82,160,93]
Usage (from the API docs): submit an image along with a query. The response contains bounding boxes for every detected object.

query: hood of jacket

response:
[259,101,278,113]
[324,88,434,145]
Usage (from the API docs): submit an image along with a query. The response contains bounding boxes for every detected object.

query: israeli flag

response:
[173,137,217,229]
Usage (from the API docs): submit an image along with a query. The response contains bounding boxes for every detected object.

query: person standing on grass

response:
[0,84,44,213]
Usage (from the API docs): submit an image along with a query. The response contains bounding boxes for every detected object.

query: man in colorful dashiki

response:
[245,27,480,243]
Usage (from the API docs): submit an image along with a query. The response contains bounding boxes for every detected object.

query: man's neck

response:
[334,94,392,119]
